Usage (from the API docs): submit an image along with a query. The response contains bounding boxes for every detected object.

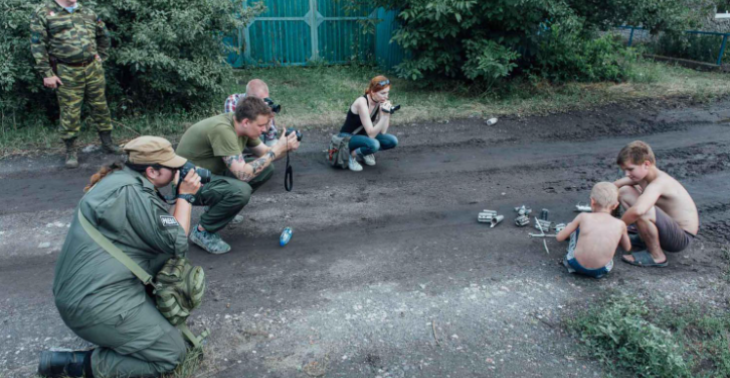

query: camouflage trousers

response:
[56,60,113,140]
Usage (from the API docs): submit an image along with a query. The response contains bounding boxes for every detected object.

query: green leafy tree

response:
[1,0,262,129]
[375,0,696,84]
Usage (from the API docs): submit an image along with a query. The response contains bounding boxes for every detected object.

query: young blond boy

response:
[557,182,631,278]
[614,141,699,267]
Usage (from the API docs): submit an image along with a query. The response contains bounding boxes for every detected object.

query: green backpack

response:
[78,209,210,348]
[154,257,205,326]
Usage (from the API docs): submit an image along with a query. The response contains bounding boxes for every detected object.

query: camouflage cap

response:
[123,136,187,168]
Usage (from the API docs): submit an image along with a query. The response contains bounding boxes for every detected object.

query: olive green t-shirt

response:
[176,113,261,175]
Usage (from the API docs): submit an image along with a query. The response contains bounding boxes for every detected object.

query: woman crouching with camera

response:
[38,136,201,378]
[339,75,399,171]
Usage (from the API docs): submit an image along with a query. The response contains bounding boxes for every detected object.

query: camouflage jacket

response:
[30,1,110,78]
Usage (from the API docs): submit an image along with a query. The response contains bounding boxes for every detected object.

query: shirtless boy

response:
[557,182,631,278]
[614,141,699,267]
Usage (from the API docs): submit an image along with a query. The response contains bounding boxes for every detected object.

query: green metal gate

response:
[226,0,404,68]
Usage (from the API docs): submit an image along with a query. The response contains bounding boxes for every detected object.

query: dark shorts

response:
[563,228,613,279]
[655,207,695,253]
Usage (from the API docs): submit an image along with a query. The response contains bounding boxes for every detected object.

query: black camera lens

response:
[179,162,211,185]
[195,167,211,184]
[285,129,302,142]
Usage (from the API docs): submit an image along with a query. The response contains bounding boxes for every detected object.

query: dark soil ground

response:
[1,97,729,377]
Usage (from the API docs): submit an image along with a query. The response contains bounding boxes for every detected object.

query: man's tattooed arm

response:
[222,151,276,182]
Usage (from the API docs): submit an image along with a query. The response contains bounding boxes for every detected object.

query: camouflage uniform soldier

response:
[30,0,121,169]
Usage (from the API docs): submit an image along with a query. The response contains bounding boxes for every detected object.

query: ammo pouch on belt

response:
[78,209,210,348]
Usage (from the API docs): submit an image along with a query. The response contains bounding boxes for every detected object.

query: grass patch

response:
[566,293,730,378]
[723,245,730,282]
[2,59,730,157]
[163,346,206,378]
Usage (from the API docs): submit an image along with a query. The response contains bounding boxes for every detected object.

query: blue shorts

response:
[563,228,613,278]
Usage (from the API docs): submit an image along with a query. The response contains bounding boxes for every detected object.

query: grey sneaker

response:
[348,154,363,171]
[363,154,376,166]
[190,225,231,255]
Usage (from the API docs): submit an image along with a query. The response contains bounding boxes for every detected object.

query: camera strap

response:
[284,138,293,192]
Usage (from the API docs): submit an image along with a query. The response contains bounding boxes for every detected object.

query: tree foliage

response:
[375,0,700,84]
[1,0,262,127]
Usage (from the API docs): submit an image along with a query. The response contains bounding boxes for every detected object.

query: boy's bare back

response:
[571,213,629,269]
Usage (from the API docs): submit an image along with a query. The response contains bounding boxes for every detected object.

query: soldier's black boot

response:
[99,131,122,154]
[38,350,94,378]
[63,138,79,169]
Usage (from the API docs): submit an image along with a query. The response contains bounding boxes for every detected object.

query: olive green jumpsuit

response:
[53,167,188,377]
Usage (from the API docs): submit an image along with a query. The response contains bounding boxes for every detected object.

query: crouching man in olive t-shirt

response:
[176,96,300,254]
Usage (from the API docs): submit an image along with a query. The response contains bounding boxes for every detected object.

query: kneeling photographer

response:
[336,75,399,172]
[176,96,301,255]
[39,136,202,378]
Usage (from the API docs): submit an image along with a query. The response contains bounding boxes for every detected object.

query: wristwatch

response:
[176,194,196,204]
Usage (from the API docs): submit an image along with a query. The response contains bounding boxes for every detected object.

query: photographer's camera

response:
[384,104,401,114]
[179,162,211,186]
[285,129,303,142]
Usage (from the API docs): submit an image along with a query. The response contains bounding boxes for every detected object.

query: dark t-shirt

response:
[340,95,379,136]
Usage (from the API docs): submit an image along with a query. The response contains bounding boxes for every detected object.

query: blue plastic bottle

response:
[279,227,293,247]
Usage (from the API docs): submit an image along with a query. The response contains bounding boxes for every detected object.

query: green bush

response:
[0,0,55,128]
[0,0,262,129]
[533,24,635,83]
[568,295,690,378]
[651,33,728,64]
[375,0,697,85]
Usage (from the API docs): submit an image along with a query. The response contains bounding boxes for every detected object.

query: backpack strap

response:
[77,208,155,286]
[179,323,210,349]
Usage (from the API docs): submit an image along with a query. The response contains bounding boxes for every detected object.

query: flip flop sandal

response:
[622,250,668,268]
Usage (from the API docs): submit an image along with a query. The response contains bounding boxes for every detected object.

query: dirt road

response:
[1,97,729,377]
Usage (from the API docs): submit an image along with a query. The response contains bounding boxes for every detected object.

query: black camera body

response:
[178,161,211,187]
[383,104,401,114]
[263,97,281,114]
[285,129,303,142]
